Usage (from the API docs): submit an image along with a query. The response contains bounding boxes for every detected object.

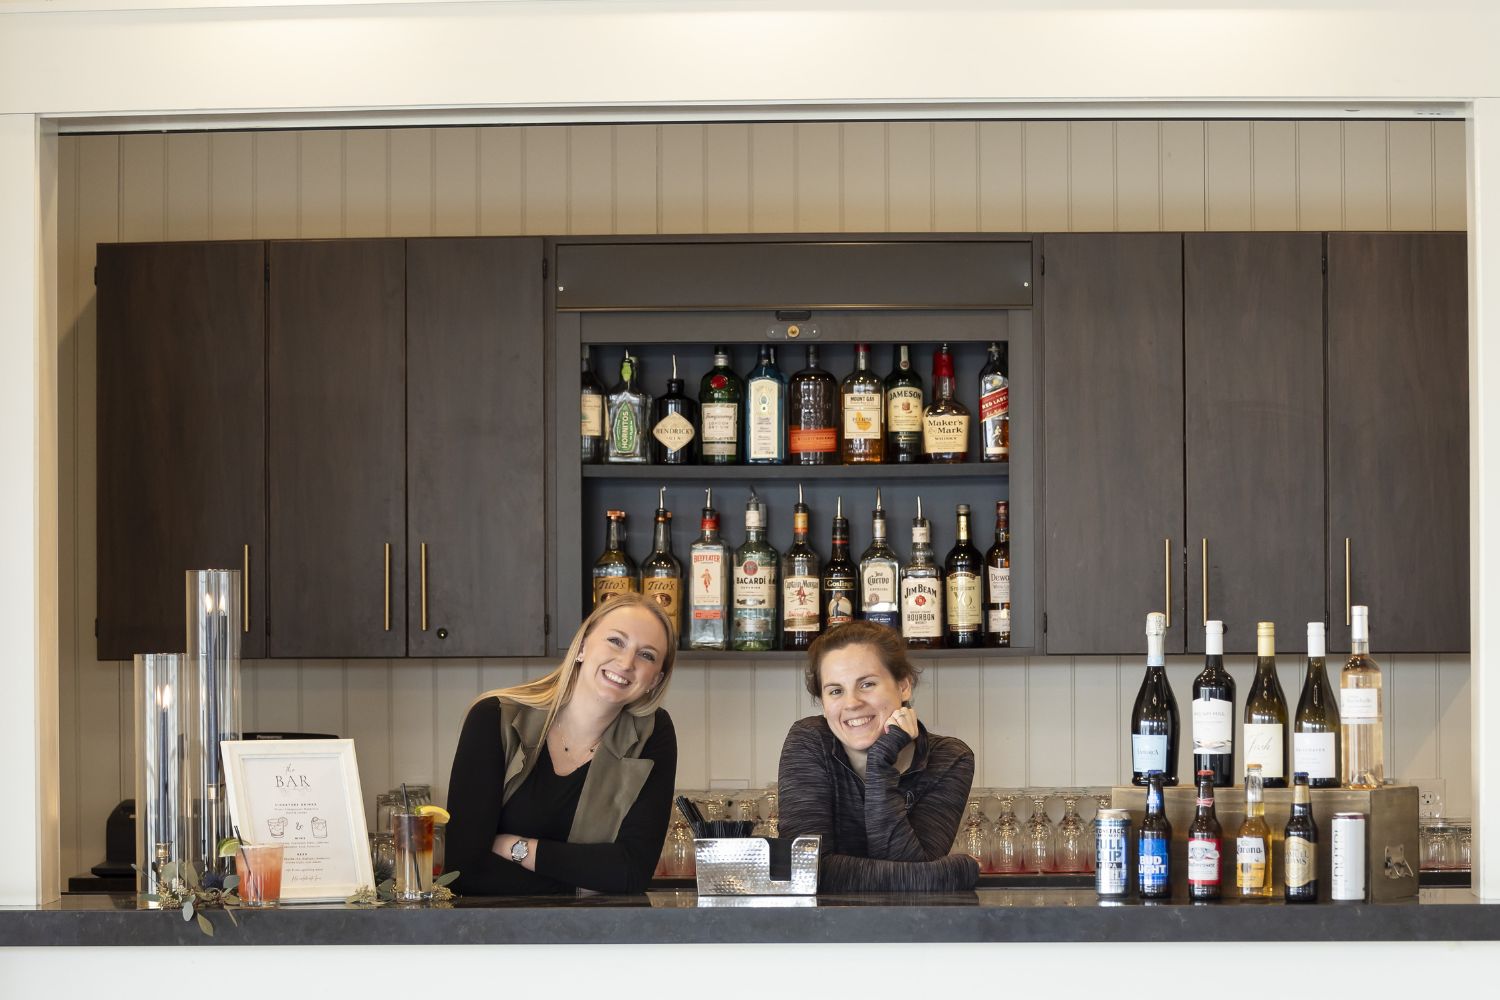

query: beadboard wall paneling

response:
[55,120,1470,879]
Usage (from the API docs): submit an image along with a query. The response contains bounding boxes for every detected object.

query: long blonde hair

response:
[478,593,678,744]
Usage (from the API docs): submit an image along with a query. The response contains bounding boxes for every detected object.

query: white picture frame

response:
[221,738,374,902]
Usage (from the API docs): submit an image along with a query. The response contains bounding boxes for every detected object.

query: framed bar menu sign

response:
[221,739,374,902]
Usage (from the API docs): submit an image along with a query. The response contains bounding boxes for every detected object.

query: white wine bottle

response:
[1341,605,1385,789]
[1243,621,1289,788]
[1293,621,1341,788]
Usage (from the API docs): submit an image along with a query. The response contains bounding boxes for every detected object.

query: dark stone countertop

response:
[2,888,1499,946]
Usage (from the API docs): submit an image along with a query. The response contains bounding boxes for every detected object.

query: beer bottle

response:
[1138,771,1172,900]
[1187,768,1223,901]
[1284,772,1319,902]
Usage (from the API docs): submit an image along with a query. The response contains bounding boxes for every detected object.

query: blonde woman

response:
[445,593,678,895]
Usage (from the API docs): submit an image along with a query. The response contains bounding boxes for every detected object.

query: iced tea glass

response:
[392,812,435,901]
[237,843,284,907]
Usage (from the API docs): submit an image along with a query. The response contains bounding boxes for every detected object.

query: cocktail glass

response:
[237,843,284,907]
[392,812,435,902]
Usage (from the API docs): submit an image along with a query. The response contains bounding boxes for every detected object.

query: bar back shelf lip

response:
[582,464,1008,480]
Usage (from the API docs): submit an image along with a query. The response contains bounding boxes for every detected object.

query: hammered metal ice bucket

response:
[693,835,821,895]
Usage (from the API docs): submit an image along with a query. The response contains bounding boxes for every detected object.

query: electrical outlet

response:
[1407,776,1447,819]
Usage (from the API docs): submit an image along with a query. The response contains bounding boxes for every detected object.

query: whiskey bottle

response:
[580,345,605,465]
[687,489,730,650]
[900,497,943,649]
[1235,764,1274,898]
[1294,621,1341,788]
[699,346,743,465]
[640,488,683,643]
[944,504,983,648]
[788,345,838,465]
[979,341,1009,463]
[605,350,653,464]
[841,343,884,464]
[651,355,698,465]
[983,500,1011,647]
[732,490,778,651]
[884,344,924,464]
[922,343,970,463]
[745,345,787,465]
[1244,621,1289,788]
[859,488,901,630]
[822,496,858,628]
[1341,605,1385,789]
[1130,612,1179,785]
[781,484,822,650]
[1191,620,1235,787]
[592,509,639,607]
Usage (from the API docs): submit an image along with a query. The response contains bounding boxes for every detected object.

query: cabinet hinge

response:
[1039,255,1045,277]
[1042,612,1048,634]
[544,613,551,636]
[542,258,549,281]
[1321,254,1328,275]
[94,617,98,638]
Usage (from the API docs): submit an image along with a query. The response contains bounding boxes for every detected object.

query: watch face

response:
[511,839,528,863]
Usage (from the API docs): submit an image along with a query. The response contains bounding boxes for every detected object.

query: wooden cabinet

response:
[96,241,268,660]
[1327,233,1469,652]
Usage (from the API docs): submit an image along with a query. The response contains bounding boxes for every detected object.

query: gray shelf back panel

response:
[579,309,1019,345]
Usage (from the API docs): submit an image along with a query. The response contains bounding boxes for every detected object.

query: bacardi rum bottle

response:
[732,491,778,651]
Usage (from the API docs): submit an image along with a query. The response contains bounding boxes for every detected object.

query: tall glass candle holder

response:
[186,569,243,888]
[134,653,190,903]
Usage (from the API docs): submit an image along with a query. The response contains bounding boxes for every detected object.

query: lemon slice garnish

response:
[416,804,450,824]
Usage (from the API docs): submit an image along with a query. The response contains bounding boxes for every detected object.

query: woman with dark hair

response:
[445,593,678,895]
[777,620,979,891]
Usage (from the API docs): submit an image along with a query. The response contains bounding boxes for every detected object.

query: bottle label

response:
[610,402,641,458]
[652,411,696,452]
[1130,734,1169,773]
[1341,687,1381,721]
[912,524,930,545]
[946,572,982,629]
[980,384,1009,421]
[1294,731,1338,780]
[593,575,639,606]
[865,609,899,629]
[1192,698,1234,755]
[581,394,603,438]
[862,563,897,608]
[1236,837,1268,889]
[701,403,738,455]
[1138,836,1170,892]
[888,386,923,433]
[825,584,856,626]
[986,606,1011,634]
[747,382,782,460]
[789,426,838,453]
[922,413,970,454]
[733,560,775,608]
[1243,723,1285,779]
[782,575,821,632]
[843,391,882,439]
[1285,835,1316,887]
[987,564,1011,604]
[643,577,681,623]
[690,551,725,620]
[1187,838,1221,884]
[901,577,942,638]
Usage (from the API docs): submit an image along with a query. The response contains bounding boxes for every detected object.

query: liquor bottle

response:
[651,355,698,465]
[1284,772,1319,902]
[1235,764,1273,898]
[687,489,730,650]
[979,341,1009,463]
[699,346,743,465]
[983,500,1011,648]
[944,504,984,648]
[1138,771,1172,900]
[580,345,606,464]
[1191,620,1236,787]
[592,509,639,607]
[899,497,943,649]
[788,345,838,465]
[732,490,778,651]
[822,497,858,628]
[840,343,884,464]
[1341,605,1385,789]
[781,484,822,651]
[922,343,970,463]
[1243,621,1289,788]
[745,345,787,465]
[1130,612,1179,786]
[859,488,901,630]
[1187,769,1223,901]
[605,350,653,464]
[640,488,683,642]
[884,344,924,464]
[1294,621,1341,788]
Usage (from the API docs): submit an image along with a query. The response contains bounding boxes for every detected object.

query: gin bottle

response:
[699,346,743,464]
[688,489,730,650]
[651,355,698,465]
[745,345,787,465]
[605,350,652,464]
[732,491,778,651]
[859,488,901,630]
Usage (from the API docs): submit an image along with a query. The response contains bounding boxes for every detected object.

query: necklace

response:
[557,733,602,756]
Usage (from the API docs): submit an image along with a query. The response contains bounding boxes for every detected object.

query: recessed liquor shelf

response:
[581,463,1007,480]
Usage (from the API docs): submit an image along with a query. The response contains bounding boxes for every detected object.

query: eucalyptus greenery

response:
[346,870,459,906]
[137,861,241,937]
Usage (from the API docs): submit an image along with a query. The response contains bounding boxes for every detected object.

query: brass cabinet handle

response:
[420,542,429,632]
[384,542,392,632]
[1201,538,1209,625]
[1345,537,1352,626]
[1164,537,1172,629]
[242,544,251,634]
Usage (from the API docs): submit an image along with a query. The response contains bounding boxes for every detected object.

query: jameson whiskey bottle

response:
[979,341,1009,463]
[592,509,639,607]
[687,489,730,650]
[884,344,924,463]
[983,500,1011,648]
[651,355,698,465]
[922,343,970,463]
[841,343,884,464]
[732,491,778,651]
[900,497,943,649]
[1243,621,1289,788]
[605,350,652,464]
[640,489,683,642]
[1294,621,1341,788]
[1235,764,1274,899]
[859,489,900,630]
[1130,612,1179,785]
[1284,773,1319,902]
[944,504,983,648]
[1341,605,1385,789]
[1187,769,1223,901]
[1192,620,1235,787]
[822,497,858,628]
[580,345,606,465]
[781,485,822,650]
[788,345,839,465]
[699,346,743,465]
[745,345,787,465]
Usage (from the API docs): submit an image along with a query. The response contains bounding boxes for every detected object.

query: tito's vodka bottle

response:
[687,490,730,650]
[1130,612,1179,785]
[640,488,683,642]
[859,489,901,630]
[900,497,943,649]
[1341,605,1385,789]
[592,510,639,608]
[732,491,778,651]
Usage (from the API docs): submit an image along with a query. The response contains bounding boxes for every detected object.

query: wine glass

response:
[1025,790,1055,873]
[759,788,780,838]
[959,798,992,872]
[1053,793,1089,873]
[991,794,1024,873]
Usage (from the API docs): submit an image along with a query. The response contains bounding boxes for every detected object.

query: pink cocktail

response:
[238,843,284,907]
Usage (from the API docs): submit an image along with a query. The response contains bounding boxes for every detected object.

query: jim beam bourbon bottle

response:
[900,497,943,649]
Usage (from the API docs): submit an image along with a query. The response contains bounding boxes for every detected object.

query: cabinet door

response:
[407,238,546,656]
[1042,234,1185,654]
[1185,233,1326,654]
[268,240,406,657]
[1327,233,1468,652]
[97,241,268,660]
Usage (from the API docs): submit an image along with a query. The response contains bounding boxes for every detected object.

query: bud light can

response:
[1096,809,1130,897]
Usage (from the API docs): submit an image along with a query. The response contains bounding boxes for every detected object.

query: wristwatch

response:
[509,838,530,864]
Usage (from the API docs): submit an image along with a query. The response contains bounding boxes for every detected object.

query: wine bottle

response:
[1284,772,1319,902]
[1138,771,1172,900]
[1234,764,1273,898]
[732,491,778,651]
[840,343,884,464]
[1191,620,1235,787]
[983,500,1011,647]
[651,355,698,465]
[1243,621,1289,788]
[699,346,743,465]
[884,344,923,464]
[1187,769,1222,901]
[1341,605,1385,789]
[979,341,1009,462]
[591,509,639,607]
[943,504,984,648]
[1294,621,1341,788]
[745,345,787,465]
[687,489,730,650]
[1130,611,1179,786]
[921,343,970,463]
[859,488,901,630]
[899,497,943,649]
[580,345,605,464]
[780,484,822,651]
[822,497,858,627]
[789,345,839,465]
[640,488,683,641]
